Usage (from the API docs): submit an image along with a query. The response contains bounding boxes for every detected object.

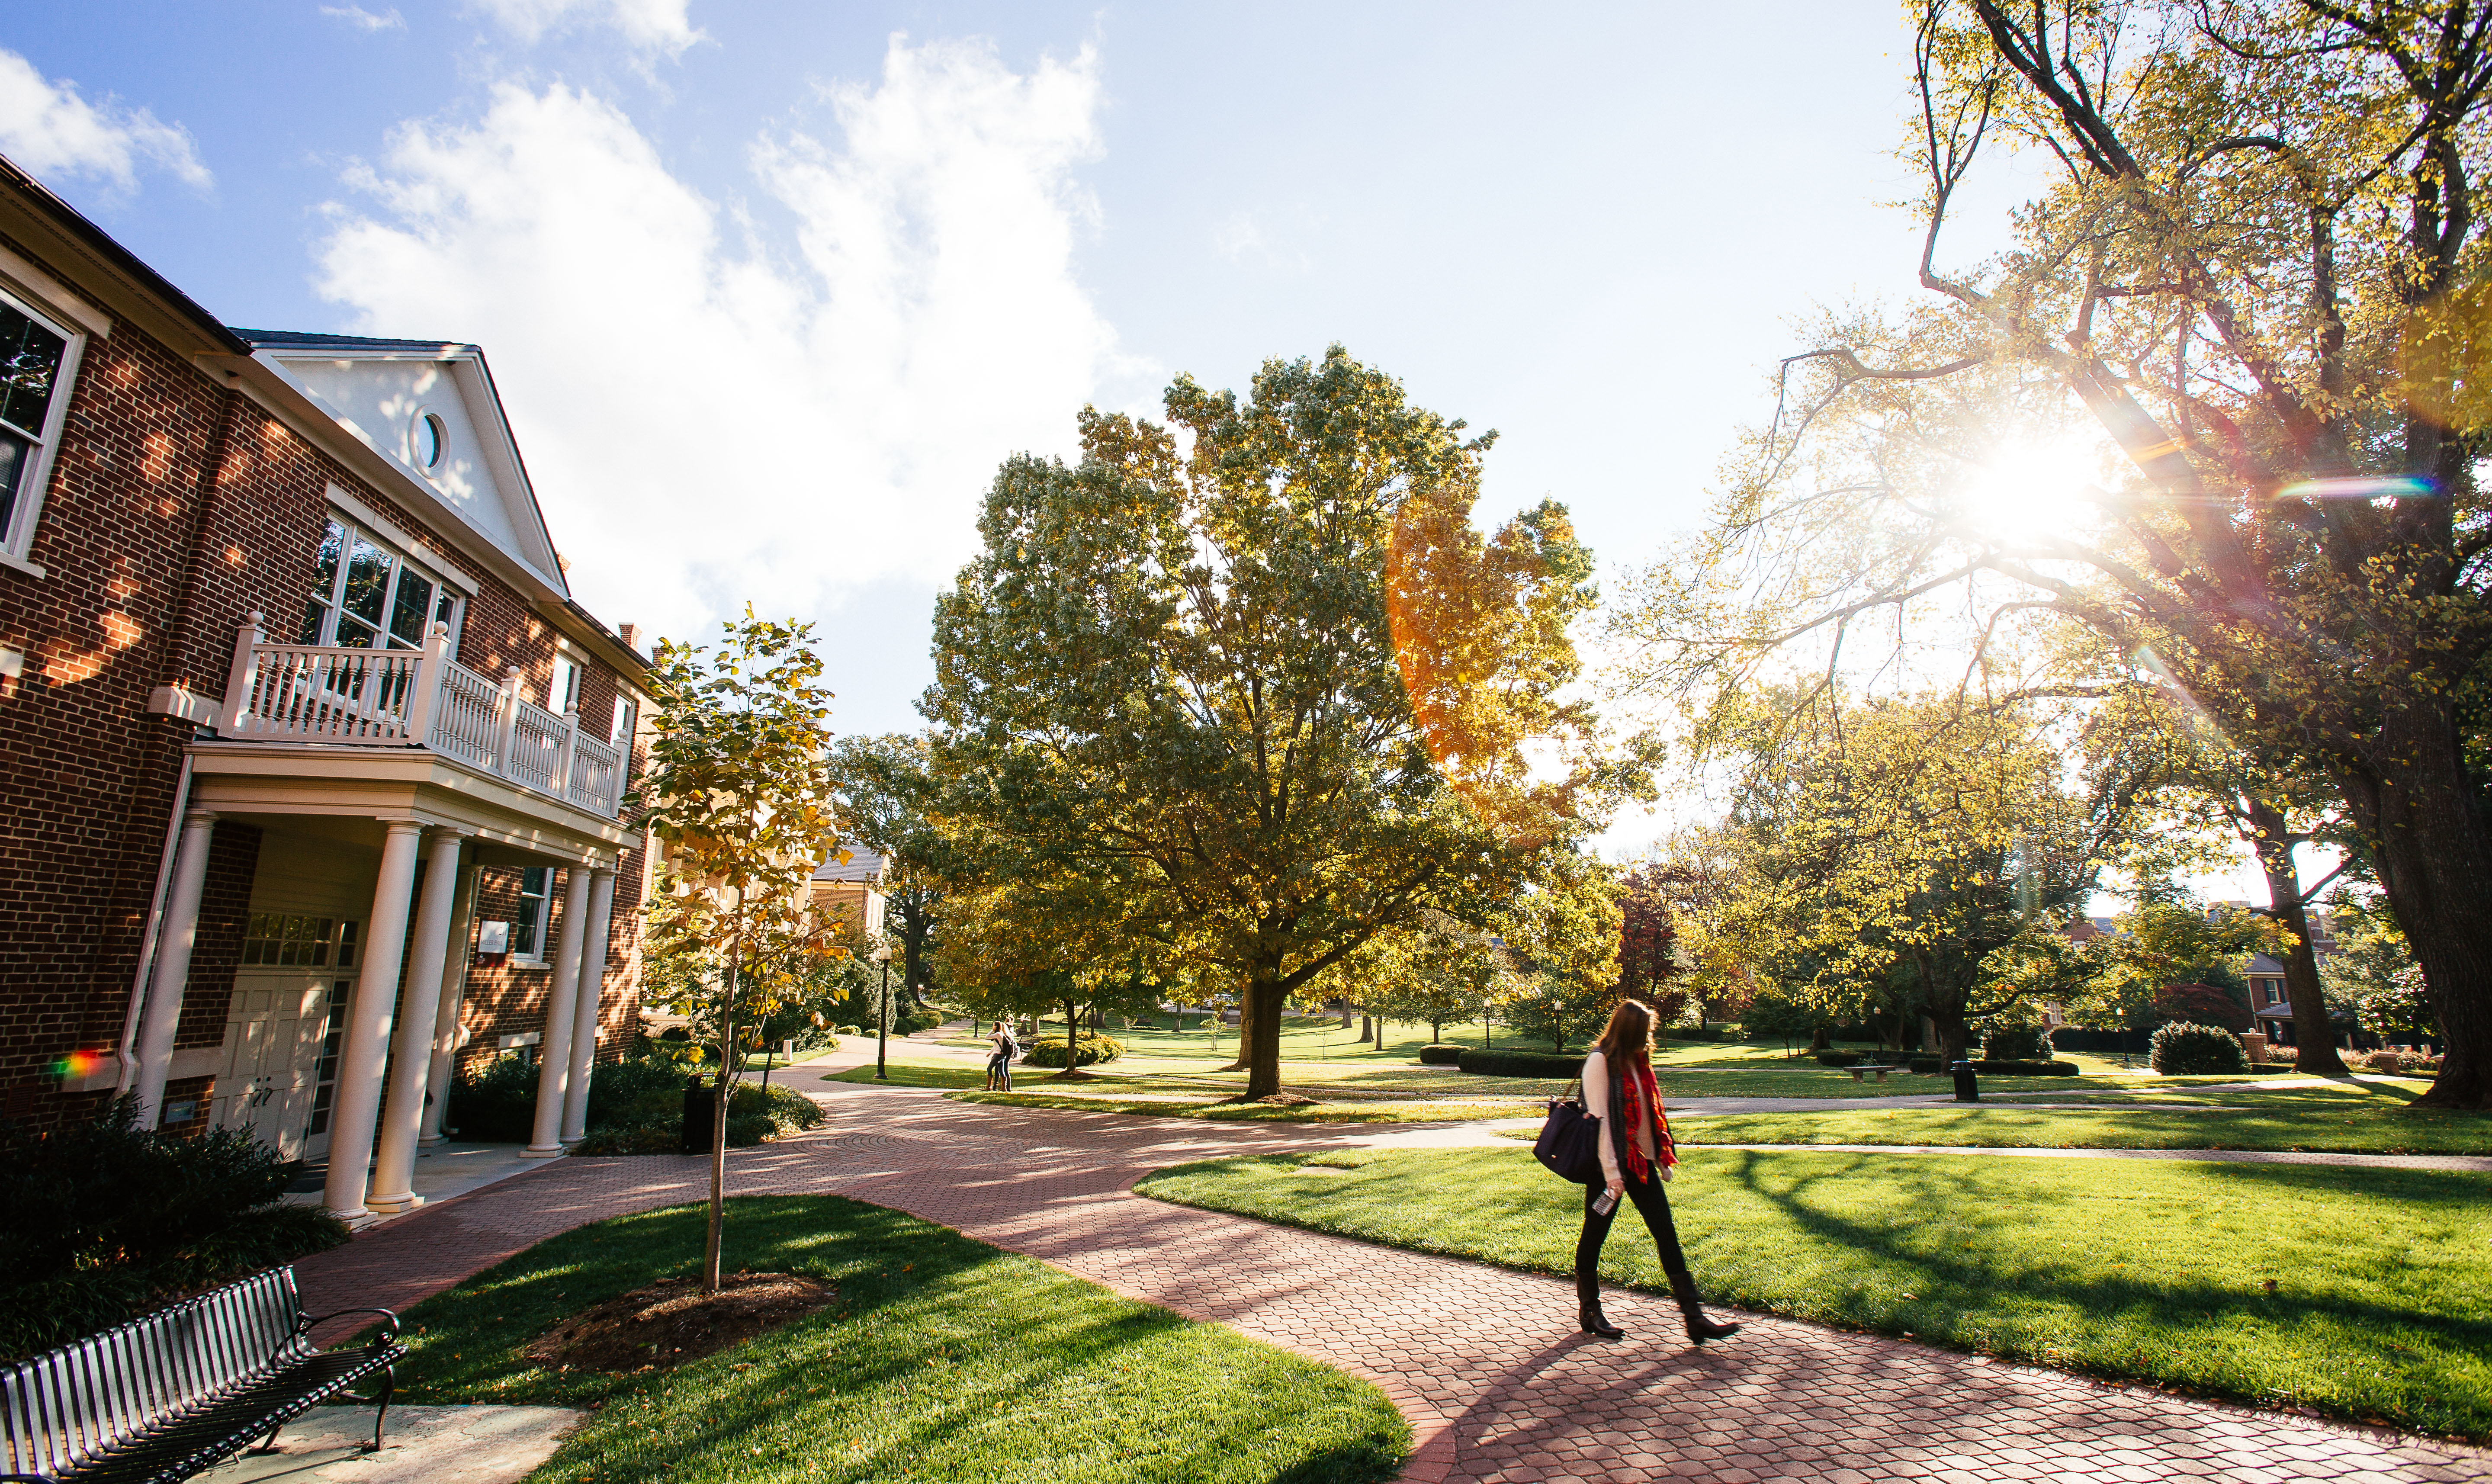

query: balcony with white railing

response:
[211,611,629,818]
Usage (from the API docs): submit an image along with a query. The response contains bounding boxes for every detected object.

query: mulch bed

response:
[521,1272,837,1373]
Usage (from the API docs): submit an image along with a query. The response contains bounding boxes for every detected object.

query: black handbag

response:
[1532,1080,1603,1185]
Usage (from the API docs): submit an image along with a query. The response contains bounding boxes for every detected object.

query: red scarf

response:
[1619,1056,1676,1182]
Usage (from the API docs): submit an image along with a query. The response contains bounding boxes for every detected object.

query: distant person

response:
[1574,999,1740,1345]
[987,1022,1018,1091]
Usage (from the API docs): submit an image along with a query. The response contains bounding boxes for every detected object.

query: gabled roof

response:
[231,329,570,600]
[813,847,887,885]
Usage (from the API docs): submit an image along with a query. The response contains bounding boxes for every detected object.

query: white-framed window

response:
[511,866,554,961]
[549,652,583,716]
[0,286,86,572]
[610,694,637,746]
[299,514,463,652]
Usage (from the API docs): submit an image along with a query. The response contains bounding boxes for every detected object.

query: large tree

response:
[829,733,947,1006]
[1619,1,2492,1106]
[927,349,1638,1097]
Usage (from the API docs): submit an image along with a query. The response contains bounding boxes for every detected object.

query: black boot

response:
[1578,1296,1623,1339]
[1668,1271,1740,1344]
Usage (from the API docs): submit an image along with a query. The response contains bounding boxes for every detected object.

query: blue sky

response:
[9,1,2156,870]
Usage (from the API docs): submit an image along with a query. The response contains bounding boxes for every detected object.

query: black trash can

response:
[1949,1060,1979,1102]
[681,1074,714,1154]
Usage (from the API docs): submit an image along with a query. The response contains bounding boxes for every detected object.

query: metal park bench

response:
[1846,1064,1903,1082]
[1,1266,405,1483]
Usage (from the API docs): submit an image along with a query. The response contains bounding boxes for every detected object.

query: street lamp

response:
[870,944,894,1081]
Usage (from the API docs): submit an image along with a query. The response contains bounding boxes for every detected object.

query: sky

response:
[0,2,2279,901]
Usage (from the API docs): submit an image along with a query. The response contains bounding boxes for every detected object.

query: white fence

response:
[215,613,628,818]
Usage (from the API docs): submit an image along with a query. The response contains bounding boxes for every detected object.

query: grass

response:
[389,1194,1407,1483]
[825,1060,1538,1123]
[1672,1085,2492,1155]
[1136,1147,2492,1440]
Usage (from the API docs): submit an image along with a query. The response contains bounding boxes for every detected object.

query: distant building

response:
[811,846,887,941]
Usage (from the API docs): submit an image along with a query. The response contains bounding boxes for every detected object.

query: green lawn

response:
[825,1060,1537,1123]
[389,1195,1407,1483]
[1136,1147,2492,1440]
[1673,1084,2492,1155]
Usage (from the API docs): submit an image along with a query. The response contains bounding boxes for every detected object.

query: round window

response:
[413,411,447,471]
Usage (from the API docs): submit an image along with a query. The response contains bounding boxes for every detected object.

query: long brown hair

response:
[1593,998,1654,1070]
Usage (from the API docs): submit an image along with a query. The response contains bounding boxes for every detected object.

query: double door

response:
[211,973,353,1162]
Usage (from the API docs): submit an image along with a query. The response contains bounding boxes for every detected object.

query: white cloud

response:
[314,37,1146,646]
[0,49,210,196]
[465,0,702,58]
[321,6,408,32]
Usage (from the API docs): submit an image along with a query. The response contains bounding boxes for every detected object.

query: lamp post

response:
[871,944,893,1081]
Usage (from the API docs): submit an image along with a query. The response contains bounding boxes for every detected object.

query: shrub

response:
[2151,1021,2250,1076]
[731,1081,826,1132]
[1455,1048,1584,1078]
[1982,1025,2054,1062]
[1023,1034,1124,1068]
[0,1096,350,1362]
[1816,1050,1865,1067]
[1418,1044,1466,1065]
[2154,983,2255,1034]
[444,1053,543,1142]
[1905,1056,2076,1076]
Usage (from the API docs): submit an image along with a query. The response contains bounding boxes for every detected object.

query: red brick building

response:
[0,153,653,1224]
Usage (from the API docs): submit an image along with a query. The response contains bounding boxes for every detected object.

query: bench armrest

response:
[298,1307,402,1350]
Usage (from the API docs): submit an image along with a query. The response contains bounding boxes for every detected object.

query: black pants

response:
[1575,1169,1688,1302]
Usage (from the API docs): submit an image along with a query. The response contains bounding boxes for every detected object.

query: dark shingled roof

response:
[231,329,472,353]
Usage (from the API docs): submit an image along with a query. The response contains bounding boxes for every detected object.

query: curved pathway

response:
[295,1053,2492,1483]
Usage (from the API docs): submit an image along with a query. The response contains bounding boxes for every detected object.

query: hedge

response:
[1455,1048,1584,1078]
[1417,1044,1466,1065]
[2151,1022,2248,1076]
[1904,1057,2080,1076]
[1815,1050,1866,1067]
[1024,1034,1124,1068]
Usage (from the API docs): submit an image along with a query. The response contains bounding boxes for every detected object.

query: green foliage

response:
[0,1097,349,1362]
[1023,1034,1124,1068]
[1817,1050,1866,1067]
[925,347,1643,1099]
[1455,1047,1583,1079]
[2152,1022,2251,1076]
[445,1053,541,1142]
[1417,1044,1466,1065]
[1982,1024,2055,1061]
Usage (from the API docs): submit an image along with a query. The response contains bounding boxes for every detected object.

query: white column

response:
[367,831,466,1214]
[524,865,595,1156]
[131,810,218,1126]
[321,818,425,1224]
[418,861,481,1146]
[558,867,621,1143]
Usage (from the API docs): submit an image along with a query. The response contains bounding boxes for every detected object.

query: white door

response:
[213,973,324,1159]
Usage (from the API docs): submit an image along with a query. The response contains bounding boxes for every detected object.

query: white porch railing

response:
[215,611,628,819]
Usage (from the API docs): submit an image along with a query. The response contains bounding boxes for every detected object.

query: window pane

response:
[0,430,26,539]
[341,536,392,626]
[335,615,379,649]
[298,598,331,646]
[0,301,67,440]
[390,569,435,647]
[314,520,344,600]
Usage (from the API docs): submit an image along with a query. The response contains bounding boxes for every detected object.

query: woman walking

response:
[1575,999,1740,1344]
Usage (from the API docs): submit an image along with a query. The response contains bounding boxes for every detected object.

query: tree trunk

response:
[1808,1024,1830,1053]
[2336,710,2492,1108]
[1431,1016,1442,1044]
[1483,1006,1493,1049]
[2244,797,2349,1077]
[1057,998,1080,1078]
[1243,981,1288,1098]
[706,938,736,1295]
[1217,993,1252,1072]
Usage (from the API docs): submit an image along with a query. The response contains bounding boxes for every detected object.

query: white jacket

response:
[1582,1049,1666,1186]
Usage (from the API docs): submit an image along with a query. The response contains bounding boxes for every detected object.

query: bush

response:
[2362,1048,2441,1074]
[1982,1025,2054,1061]
[2151,1021,2250,1076]
[731,1081,826,1132]
[1905,1056,2077,1076]
[1455,1048,1584,1078]
[2040,1027,2145,1054]
[1816,1050,1865,1067]
[2264,1044,2298,1064]
[444,1053,542,1142]
[1022,1034,1124,1068]
[0,1096,350,1362]
[1418,1044,1467,1065]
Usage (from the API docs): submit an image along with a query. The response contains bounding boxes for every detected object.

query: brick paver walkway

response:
[295,1061,2492,1483]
